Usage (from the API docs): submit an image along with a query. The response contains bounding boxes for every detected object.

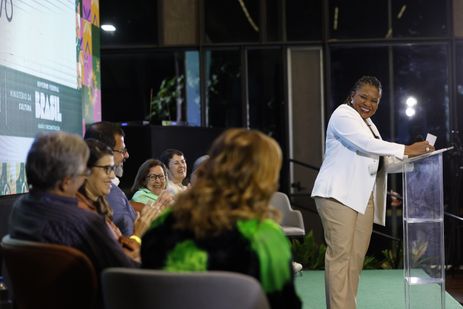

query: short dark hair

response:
[26,132,89,191]
[344,76,382,105]
[84,121,125,149]
[159,149,184,167]
[351,76,382,94]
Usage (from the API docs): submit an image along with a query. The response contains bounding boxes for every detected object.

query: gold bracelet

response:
[129,235,141,245]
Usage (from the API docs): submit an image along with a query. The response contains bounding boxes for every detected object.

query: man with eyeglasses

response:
[84,121,137,236]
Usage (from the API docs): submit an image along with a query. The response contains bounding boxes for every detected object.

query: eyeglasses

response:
[92,165,116,175]
[113,148,128,155]
[146,174,165,181]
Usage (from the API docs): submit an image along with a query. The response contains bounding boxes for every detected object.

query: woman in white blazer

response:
[311,76,434,309]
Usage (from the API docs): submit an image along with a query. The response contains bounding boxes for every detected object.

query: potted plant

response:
[148,75,184,125]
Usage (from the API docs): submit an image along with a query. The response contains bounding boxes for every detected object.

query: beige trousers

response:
[315,195,374,309]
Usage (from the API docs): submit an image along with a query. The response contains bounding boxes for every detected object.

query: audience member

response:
[8,132,135,275]
[77,139,162,262]
[189,154,209,185]
[141,128,302,309]
[159,149,188,195]
[84,121,137,235]
[130,159,173,207]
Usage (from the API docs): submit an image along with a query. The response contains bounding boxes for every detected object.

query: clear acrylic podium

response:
[391,148,452,309]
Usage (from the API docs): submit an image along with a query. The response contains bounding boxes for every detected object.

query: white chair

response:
[101,268,270,309]
[270,192,305,237]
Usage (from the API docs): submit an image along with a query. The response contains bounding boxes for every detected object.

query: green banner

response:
[0,64,82,137]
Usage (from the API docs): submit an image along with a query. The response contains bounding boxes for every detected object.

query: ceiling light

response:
[405,107,416,117]
[101,24,116,32]
[406,96,417,107]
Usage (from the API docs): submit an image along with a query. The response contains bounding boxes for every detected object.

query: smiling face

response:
[168,154,187,183]
[350,84,381,119]
[145,165,167,196]
[86,154,115,198]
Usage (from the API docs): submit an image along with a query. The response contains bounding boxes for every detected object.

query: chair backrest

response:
[0,235,98,309]
[102,268,271,309]
[129,200,145,213]
[270,192,305,236]
[270,192,292,220]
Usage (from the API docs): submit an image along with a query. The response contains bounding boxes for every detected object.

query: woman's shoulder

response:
[236,219,287,243]
[332,103,357,117]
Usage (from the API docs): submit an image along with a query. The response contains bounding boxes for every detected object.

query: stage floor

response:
[295,269,463,309]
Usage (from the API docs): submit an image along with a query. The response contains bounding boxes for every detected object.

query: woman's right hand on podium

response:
[404,141,435,157]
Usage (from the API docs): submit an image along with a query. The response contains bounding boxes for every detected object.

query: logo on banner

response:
[35,91,62,122]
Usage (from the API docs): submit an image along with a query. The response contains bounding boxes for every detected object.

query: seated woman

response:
[141,129,302,309]
[131,159,169,205]
[159,149,188,195]
[77,139,162,261]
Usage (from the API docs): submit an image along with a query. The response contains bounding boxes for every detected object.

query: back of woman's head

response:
[204,128,281,195]
[173,128,282,237]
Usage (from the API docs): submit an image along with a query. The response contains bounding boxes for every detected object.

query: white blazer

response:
[311,104,405,226]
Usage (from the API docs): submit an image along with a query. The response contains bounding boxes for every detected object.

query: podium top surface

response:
[385,147,454,174]
[405,146,454,163]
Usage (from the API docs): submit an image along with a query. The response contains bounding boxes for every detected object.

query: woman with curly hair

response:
[141,128,301,308]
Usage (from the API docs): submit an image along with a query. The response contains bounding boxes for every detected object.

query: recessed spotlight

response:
[405,107,416,117]
[101,24,116,32]
[406,96,417,107]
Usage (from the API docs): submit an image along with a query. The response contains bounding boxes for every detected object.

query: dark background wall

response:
[96,0,463,264]
[2,0,463,270]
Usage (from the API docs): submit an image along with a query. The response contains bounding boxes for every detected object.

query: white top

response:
[166,181,188,196]
[311,104,405,226]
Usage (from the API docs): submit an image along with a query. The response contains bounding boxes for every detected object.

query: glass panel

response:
[205,0,259,43]
[391,0,448,38]
[185,51,201,126]
[101,51,196,123]
[265,0,282,42]
[329,47,391,140]
[248,48,284,144]
[393,44,449,147]
[328,0,388,39]
[286,0,322,41]
[456,42,463,136]
[205,50,242,127]
[403,155,445,307]
[100,0,158,45]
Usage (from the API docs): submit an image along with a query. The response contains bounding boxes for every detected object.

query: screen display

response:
[0,0,100,195]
